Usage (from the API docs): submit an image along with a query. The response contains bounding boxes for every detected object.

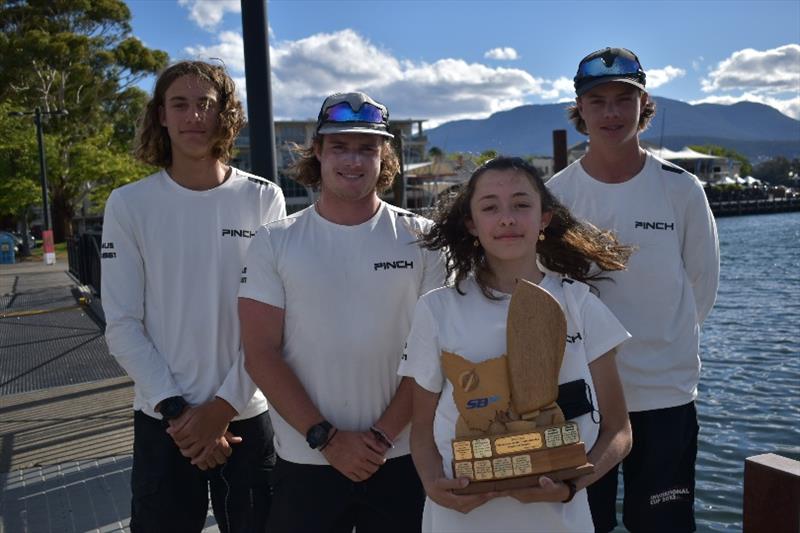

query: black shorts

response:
[587,401,699,533]
[130,410,275,533]
[267,454,424,533]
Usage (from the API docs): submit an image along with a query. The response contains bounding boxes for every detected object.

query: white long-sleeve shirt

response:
[547,153,720,411]
[101,168,286,419]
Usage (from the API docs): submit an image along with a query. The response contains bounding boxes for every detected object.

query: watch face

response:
[161,397,186,420]
[307,423,331,448]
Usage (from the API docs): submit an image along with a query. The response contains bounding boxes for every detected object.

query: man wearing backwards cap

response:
[547,48,719,532]
[239,91,446,531]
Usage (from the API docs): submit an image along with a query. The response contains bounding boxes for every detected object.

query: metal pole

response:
[241,0,277,182]
[34,107,52,232]
[553,129,567,174]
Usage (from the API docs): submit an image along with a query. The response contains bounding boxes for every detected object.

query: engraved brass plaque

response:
[453,440,473,461]
[494,432,543,454]
[474,460,494,480]
[454,461,475,479]
[512,454,533,475]
[562,422,579,445]
[472,438,493,458]
[492,457,513,478]
[544,427,563,448]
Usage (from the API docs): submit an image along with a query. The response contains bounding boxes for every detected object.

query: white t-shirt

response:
[101,168,286,420]
[398,274,630,533]
[238,201,447,465]
[547,153,719,412]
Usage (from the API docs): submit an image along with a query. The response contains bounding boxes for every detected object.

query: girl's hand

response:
[502,476,572,503]
[424,476,500,514]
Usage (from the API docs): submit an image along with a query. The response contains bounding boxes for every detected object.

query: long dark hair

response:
[135,61,244,167]
[420,156,633,298]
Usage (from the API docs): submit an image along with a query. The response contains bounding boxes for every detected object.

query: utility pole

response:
[7,107,68,264]
[241,0,278,182]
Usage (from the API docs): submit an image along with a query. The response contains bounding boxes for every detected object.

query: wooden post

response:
[552,129,567,174]
[743,453,800,533]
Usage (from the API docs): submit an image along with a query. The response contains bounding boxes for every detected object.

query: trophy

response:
[442,279,593,495]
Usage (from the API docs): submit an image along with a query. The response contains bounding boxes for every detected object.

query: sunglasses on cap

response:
[321,101,387,125]
[577,55,643,80]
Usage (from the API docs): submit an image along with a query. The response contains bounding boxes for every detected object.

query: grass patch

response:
[19,241,68,262]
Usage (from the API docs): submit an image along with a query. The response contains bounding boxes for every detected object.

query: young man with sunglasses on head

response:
[238,91,446,532]
[547,48,719,533]
[101,61,286,531]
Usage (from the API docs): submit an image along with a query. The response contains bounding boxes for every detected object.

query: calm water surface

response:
[694,212,799,531]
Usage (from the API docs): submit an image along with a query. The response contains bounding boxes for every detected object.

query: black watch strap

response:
[159,396,188,421]
[306,421,333,449]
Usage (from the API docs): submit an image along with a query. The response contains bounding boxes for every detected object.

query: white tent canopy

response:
[646,146,720,161]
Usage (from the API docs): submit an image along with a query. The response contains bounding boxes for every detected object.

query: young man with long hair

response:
[101,60,285,531]
[548,47,720,532]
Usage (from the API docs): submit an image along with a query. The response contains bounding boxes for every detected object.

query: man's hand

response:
[423,476,498,514]
[501,475,572,504]
[166,397,239,469]
[192,431,243,471]
[320,430,389,482]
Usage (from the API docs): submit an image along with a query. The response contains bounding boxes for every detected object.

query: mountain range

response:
[425,97,800,161]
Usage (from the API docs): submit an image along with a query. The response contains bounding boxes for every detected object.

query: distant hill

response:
[425,97,800,161]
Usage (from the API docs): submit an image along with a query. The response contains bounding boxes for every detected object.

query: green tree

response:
[689,145,752,177]
[0,0,167,241]
[752,156,800,187]
[476,149,498,166]
[0,102,39,218]
[428,146,444,160]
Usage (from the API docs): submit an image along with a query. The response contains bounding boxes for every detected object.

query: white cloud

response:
[539,76,574,100]
[692,56,704,72]
[690,92,800,119]
[178,0,240,31]
[484,47,519,61]
[184,31,245,72]
[182,29,593,125]
[701,44,800,93]
[268,29,548,125]
[647,66,686,88]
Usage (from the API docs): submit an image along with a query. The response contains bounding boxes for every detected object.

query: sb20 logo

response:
[466,395,499,409]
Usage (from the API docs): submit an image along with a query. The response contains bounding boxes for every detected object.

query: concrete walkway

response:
[0,259,218,532]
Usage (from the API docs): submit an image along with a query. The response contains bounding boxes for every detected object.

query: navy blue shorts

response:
[267,454,424,533]
[587,402,698,533]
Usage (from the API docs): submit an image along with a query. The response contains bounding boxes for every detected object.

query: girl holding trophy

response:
[399,156,633,531]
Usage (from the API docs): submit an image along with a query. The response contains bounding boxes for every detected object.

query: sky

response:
[127,0,800,127]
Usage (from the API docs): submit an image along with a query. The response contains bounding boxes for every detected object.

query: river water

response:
[693,211,800,531]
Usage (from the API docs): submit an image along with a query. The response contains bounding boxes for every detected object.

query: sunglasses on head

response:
[321,101,386,125]
[576,54,645,83]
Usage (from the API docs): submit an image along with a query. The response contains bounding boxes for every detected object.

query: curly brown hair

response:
[420,156,633,299]
[567,89,656,135]
[289,135,400,193]
[134,61,245,167]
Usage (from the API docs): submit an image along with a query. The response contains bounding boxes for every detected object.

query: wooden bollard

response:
[743,453,800,533]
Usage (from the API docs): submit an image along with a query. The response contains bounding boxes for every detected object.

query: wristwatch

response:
[306,420,333,449]
[158,396,188,421]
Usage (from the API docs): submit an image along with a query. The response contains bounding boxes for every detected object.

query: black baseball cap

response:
[574,47,646,96]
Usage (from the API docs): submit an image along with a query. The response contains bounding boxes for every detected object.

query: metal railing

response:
[67,231,103,297]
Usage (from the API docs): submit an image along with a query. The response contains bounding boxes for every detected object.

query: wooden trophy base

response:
[451,422,594,495]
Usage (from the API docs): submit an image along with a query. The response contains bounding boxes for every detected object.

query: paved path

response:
[0,259,218,532]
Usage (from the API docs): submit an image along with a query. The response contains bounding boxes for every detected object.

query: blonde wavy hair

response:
[134,61,245,167]
[289,135,400,193]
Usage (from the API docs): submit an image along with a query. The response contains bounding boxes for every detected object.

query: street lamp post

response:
[7,107,68,265]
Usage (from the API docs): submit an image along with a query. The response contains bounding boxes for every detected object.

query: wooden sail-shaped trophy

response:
[442,279,593,495]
